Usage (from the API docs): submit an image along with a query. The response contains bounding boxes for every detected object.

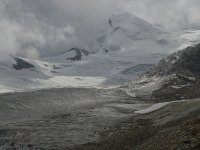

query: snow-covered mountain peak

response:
[96,12,167,55]
[1,13,200,92]
[108,12,163,39]
[110,13,155,28]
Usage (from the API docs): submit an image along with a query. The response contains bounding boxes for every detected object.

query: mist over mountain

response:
[1,1,200,150]
[1,0,200,58]
[1,8,200,92]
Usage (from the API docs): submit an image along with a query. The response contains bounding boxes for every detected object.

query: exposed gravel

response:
[0,88,199,150]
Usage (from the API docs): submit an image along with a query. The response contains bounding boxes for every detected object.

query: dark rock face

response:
[67,48,90,61]
[12,57,34,70]
[148,43,200,77]
[121,64,155,75]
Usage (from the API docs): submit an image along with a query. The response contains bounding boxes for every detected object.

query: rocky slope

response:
[71,44,200,150]
[126,43,200,102]
[72,99,200,150]
[148,43,200,77]
[0,44,200,150]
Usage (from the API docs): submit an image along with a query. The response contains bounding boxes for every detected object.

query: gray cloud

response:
[0,0,199,58]
[124,0,200,29]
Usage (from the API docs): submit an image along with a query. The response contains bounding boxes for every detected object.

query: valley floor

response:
[0,88,199,150]
[76,99,200,150]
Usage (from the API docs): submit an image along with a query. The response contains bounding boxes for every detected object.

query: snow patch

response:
[135,100,187,114]
[0,84,22,93]
[32,76,107,88]
[135,102,170,114]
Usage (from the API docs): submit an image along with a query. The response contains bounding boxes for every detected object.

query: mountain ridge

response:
[147,43,200,77]
[125,43,200,102]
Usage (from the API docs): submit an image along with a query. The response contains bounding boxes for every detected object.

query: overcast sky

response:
[0,0,200,58]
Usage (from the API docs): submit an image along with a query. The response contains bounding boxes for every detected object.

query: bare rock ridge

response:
[147,43,200,77]
[126,43,200,102]
[121,64,155,75]
[12,57,34,70]
[67,47,90,61]
[148,43,200,101]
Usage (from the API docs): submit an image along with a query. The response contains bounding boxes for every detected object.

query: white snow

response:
[0,85,15,93]
[0,13,200,93]
[135,100,187,114]
[32,76,107,88]
[0,84,23,93]
[135,102,170,114]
